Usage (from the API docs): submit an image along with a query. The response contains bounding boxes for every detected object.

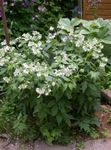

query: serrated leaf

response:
[89,71,100,81]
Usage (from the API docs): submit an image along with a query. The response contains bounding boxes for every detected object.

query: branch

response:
[0,0,10,45]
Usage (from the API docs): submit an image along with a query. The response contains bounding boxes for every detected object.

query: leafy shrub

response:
[62,18,111,61]
[72,18,111,90]
[0,18,108,143]
[81,18,111,60]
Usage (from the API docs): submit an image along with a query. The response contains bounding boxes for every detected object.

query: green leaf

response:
[68,83,74,91]
[0,68,6,75]
[71,18,83,27]
[81,81,87,93]
[56,114,62,125]
[48,101,55,108]
[63,83,68,92]
[51,105,58,116]
[101,36,111,44]
[89,71,100,81]
[57,18,73,33]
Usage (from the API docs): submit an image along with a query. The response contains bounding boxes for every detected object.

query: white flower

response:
[36,87,45,95]
[102,57,108,63]
[1,40,6,46]
[37,41,42,47]
[80,69,84,73]
[76,39,84,47]
[99,63,106,68]
[76,41,81,47]
[79,34,85,42]
[92,38,98,45]
[10,40,16,45]
[38,34,42,40]
[22,33,32,41]
[37,72,42,77]
[11,3,14,6]
[36,86,51,96]
[3,77,10,83]
[28,41,35,47]
[0,58,5,66]
[97,49,101,53]
[23,63,29,68]
[61,36,68,42]
[52,82,56,86]
[5,46,10,52]
[48,33,56,39]
[88,43,93,49]
[92,53,99,59]
[46,39,51,43]
[32,31,40,36]
[45,92,49,96]
[45,89,51,96]
[14,68,22,76]
[99,43,104,49]
[23,69,29,74]
[0,57,9,66]
[83,45,89,52]
[18,84,28,90]
[32,47,41,55]
[54,67,73,77]
[49,26,54,31]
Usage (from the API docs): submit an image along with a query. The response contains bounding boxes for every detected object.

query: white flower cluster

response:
[28,41,43,55]
[36,85,51,97]
[46,32,57,43]
[0,27,108,98]
[53,62,78,77]
[14,62,48,77]
[22,31,42,42]
[74,34,85,47]
[74,34,108,68]
[0,45,12,66]
[3,77,10,83]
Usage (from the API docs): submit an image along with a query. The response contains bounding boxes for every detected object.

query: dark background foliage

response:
[0,0,78,40]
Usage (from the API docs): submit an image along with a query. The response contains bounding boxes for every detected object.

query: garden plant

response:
[0,0,111,145]
[0,18,111,143]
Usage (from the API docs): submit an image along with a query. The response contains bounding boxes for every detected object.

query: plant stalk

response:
[0,0,10,45]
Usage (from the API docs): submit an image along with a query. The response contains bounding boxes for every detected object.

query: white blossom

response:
[61,36,68,42]
[36,86,51,97]
[3,77,10,83]
[49,26,54,31]
[18,84,28,90]
[101,57,108,63]
[99,63,106,68]
[52,82,56,86]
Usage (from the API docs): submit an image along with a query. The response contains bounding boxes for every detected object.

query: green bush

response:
[0,18,108,143]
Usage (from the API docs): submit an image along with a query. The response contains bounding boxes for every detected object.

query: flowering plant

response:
[0,18,108,143]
